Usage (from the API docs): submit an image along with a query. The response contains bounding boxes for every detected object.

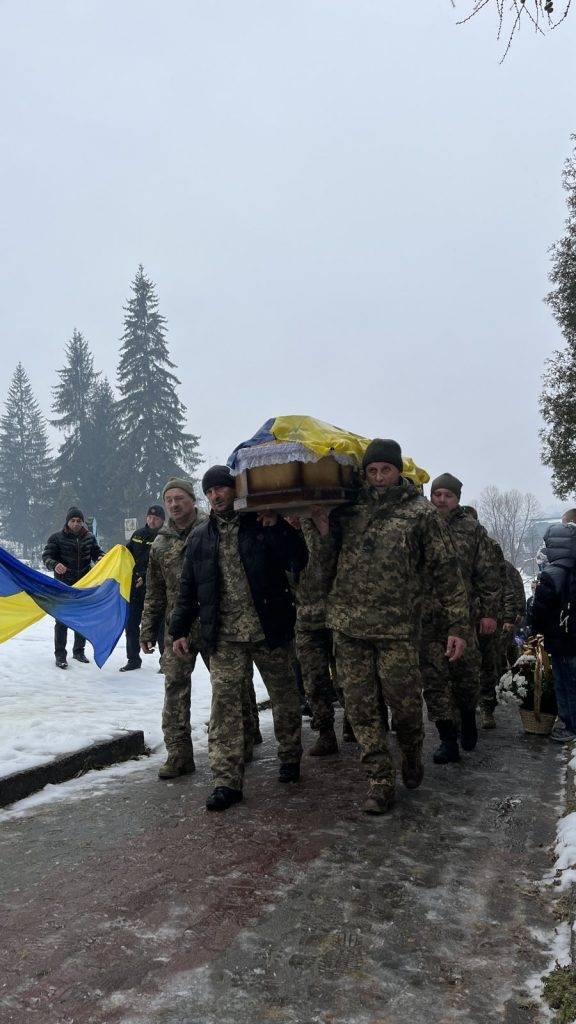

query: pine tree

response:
[0,364,54,558]
[83,378,122,544]
[541,134,576,499]
[51,329,100,513]
[117,265,201,512]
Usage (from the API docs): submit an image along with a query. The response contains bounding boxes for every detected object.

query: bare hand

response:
[310,505,330,537]
[479,617,497,636]
[173,637,189,658]
[284,515,301,530]
[140,641,155,654]
[502,622,515,633]
[446,636,466,662]
[54,563,67,575]
[258,511,278,528]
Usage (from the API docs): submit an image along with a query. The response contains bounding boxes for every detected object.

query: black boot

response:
[278,762,301,784]
[119,661,141,672]
[433,720,461,764]
[73,652,90,664]
[460,707,478,751]
[206,786,243,811]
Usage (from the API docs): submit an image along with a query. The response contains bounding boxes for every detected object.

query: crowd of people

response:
[40,438,576,816]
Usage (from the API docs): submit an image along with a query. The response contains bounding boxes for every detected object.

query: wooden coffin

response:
[233,454,358,515]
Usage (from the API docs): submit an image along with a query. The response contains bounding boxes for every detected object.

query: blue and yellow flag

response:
[0,545,134,667]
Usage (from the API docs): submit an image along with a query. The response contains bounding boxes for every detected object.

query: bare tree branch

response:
[477,485,542,569]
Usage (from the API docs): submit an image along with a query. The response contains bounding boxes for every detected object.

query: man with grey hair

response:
[140,478,208,779]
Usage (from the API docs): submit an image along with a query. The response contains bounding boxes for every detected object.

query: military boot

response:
[433,720,461,764]
[362,786,395,815]
[278,762,301,783]
[253,726,264,746]
[460,708,479,751]
[308,727,339,757]
[480,707,496,730]
[206,786,243,811]
[342,716,356,743]
[401,752,424,790]
[158,755,196,780]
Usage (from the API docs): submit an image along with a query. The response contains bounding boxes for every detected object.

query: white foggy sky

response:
[0,0,574,512]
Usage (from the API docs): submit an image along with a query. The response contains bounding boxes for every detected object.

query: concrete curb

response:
[0,731,148,809]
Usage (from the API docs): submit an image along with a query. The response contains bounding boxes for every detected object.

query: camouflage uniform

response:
[420,506,501,720]
[140,512,208,762]
[324,481,470,798]
[499,561,527,671]
[208,513,302,789]
[295,518,338,732]
[478,539,506,714]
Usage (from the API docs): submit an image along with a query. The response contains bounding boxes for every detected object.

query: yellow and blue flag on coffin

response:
[0,545,134,667]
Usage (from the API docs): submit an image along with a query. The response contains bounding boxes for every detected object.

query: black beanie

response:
[202,465,235,494]
[66,506,84,523]
[362,439,403,473]
[147,504,165,520]
[431,473,463,500]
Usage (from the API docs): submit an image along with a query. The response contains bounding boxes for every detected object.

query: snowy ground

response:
[0,614,267,810]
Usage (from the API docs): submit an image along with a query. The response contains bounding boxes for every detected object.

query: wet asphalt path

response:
[0,708,565,1024]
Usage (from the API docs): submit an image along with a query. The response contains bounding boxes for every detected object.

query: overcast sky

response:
[1,0,574,513]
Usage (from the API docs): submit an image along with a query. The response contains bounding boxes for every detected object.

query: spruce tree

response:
[541,134,576,499]
[117,265,201,512]
[0,364,54,558]
[83,378,122,544]
[51,329,100,513]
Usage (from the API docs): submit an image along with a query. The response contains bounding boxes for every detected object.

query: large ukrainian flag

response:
[0,544,134,667]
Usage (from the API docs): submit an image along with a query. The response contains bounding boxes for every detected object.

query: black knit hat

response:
[147,504,165,520]
[66,506,84,523]
[362,439,403,473]
[431,473,463,500]
[202,465,235,494]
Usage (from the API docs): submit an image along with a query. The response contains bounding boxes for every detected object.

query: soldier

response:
[140,478,208,780]
[421,474,500,763]
[171,465,307,812]
[500,560,527,673]
[292,516,340,756]
[478,535,506,730]
[42,506,105,668]
[311,439,470,816]
[120,504,166,672]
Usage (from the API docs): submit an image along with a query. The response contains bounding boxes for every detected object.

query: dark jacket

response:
[529,568,576,658]
[42,526,105,586]
[127,524,160,588]
[170,512,308,652]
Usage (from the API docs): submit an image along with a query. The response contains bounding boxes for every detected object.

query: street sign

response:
[124,517,138,541]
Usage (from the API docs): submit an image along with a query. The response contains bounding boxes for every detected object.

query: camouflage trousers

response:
[478,633,499,713]
[334,632,424,795]
[295,626,336,731]
[209,639,302,790]
[420,634,481,721]
[160,637,209,760]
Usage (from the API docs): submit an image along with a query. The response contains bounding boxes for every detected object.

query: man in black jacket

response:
[42,507,105,668]
[120,504,166,672]
[171,465,307,812]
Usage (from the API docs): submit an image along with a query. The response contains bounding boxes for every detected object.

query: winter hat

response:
[430,473,463,500]
[162,478,196,501]
[147,504,165,520]
[202,465,235,494]
[66,506,84,523]
[362,439,403,473]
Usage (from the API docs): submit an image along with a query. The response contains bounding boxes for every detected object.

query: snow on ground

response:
[0,614,268,814]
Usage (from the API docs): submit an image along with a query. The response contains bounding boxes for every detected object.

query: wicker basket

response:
[519,709,556,736]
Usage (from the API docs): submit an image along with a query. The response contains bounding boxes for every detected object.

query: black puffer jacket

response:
[42,527,105,585]
[126,524,160,588]
[170,512,308,652]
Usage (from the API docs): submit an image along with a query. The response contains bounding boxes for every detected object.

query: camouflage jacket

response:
[485,538,506,621]
[324,480,470,642]
[140,510,207,645]
[295,518,338,631]
[422,506,501,635]
[217,513,264,642]
[503,560,526,624]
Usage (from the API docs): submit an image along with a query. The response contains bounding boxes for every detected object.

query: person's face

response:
[365,462,401,493]
[67,516,84,534]
[146,514,164,530]
[206,485,236,513]
[431,489,459,517]
[164,488,196,523]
